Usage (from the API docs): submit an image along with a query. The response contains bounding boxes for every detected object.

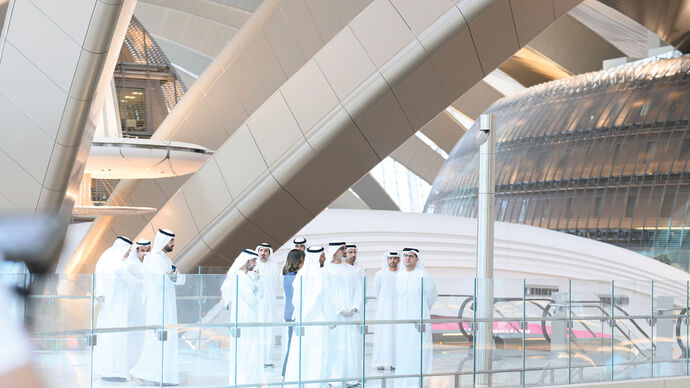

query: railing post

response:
[197,267,202,350]
[476,114,495,387]
[522,278,526,387]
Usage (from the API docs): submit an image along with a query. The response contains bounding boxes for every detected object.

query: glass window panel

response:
[671,138,690,173]
[592,137,615,178]
[563,141,587,181]
[622,138,645,175]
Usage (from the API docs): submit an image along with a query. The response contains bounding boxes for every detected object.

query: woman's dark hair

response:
[283,249,305,275]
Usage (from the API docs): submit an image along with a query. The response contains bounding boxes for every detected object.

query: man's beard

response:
[164,245,174,252]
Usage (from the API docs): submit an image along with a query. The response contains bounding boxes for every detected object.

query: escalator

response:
[430,294,689,380]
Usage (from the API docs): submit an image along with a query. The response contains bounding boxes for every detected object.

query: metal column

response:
[476,114,495,387]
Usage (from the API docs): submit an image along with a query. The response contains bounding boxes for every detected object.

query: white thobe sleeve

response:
[322,276,339,320]
[253,270,265,298]
[352,275,363,311]
[94,259,106,298]
[423,274,438,308]
[116,264,139,288]
[372,272,382,299]
[239,279,259,306]
[149,255,171,275]
[221,275,236,307]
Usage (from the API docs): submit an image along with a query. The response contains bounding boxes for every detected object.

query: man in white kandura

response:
[221,249,263,386]
[344,244,365,278]
[293,237,307,251]
[323,241,363,387]
[394,248,437,388]
[255,242,281,368]
[123,239,150,372]
[93,236,132,382]
[130,229,185,386]
[284,246,328,388]
[372,251,400,371]
[343,244,364,379]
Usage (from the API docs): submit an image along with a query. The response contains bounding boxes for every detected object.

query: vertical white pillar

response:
[476,114,495,386]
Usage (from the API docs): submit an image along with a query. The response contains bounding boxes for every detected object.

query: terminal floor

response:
[32,341,667,387]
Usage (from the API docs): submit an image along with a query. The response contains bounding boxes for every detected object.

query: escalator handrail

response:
[457,296,552,340]
[675,307,687,356]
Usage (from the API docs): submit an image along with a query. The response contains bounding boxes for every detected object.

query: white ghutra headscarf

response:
[152,229,175,254]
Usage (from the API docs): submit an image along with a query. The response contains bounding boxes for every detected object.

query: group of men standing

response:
[93,230,437,387]
[93,229,184,386]
[224,238,437,388]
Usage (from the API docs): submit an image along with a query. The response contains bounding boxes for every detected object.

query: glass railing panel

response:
[652,279,687,377]
[611,279,652,380]
[37,333,93,388]
[126,274,170,386]
[381,270,432,388]
[428,277,473,388]
[169,274,229,386]
[364,269,417,388]
[22,271,690,387]
[486,278,526,386]
[223,268,286,388]
[285,275,323,388]
[254,263,288,387]
[359,274,367,388]
[318,269,367,387]
[92,272,144,385]
[197,266,230,274]
[25,274,94,388]
[569,279,614,384]
[524,278,572,386]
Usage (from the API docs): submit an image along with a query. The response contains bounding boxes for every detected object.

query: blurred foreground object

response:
[0,214,66,274]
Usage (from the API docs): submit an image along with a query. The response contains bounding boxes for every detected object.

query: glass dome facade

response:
[425,55,690,270]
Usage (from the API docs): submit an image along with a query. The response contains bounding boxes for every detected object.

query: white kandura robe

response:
[323,262,363,383]
[372,267,398,368]
[394,267,437,388]
[94,249,132,379]
[123,256,146,370]
[284,269,328,387]
[129,251,185,385]
[349,262,365,378]
[255,258,281,363]
[222,270,264,386]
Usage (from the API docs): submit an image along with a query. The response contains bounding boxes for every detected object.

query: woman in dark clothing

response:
[281,249,304,378]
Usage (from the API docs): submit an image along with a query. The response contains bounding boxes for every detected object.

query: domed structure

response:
[425,55,690,270]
